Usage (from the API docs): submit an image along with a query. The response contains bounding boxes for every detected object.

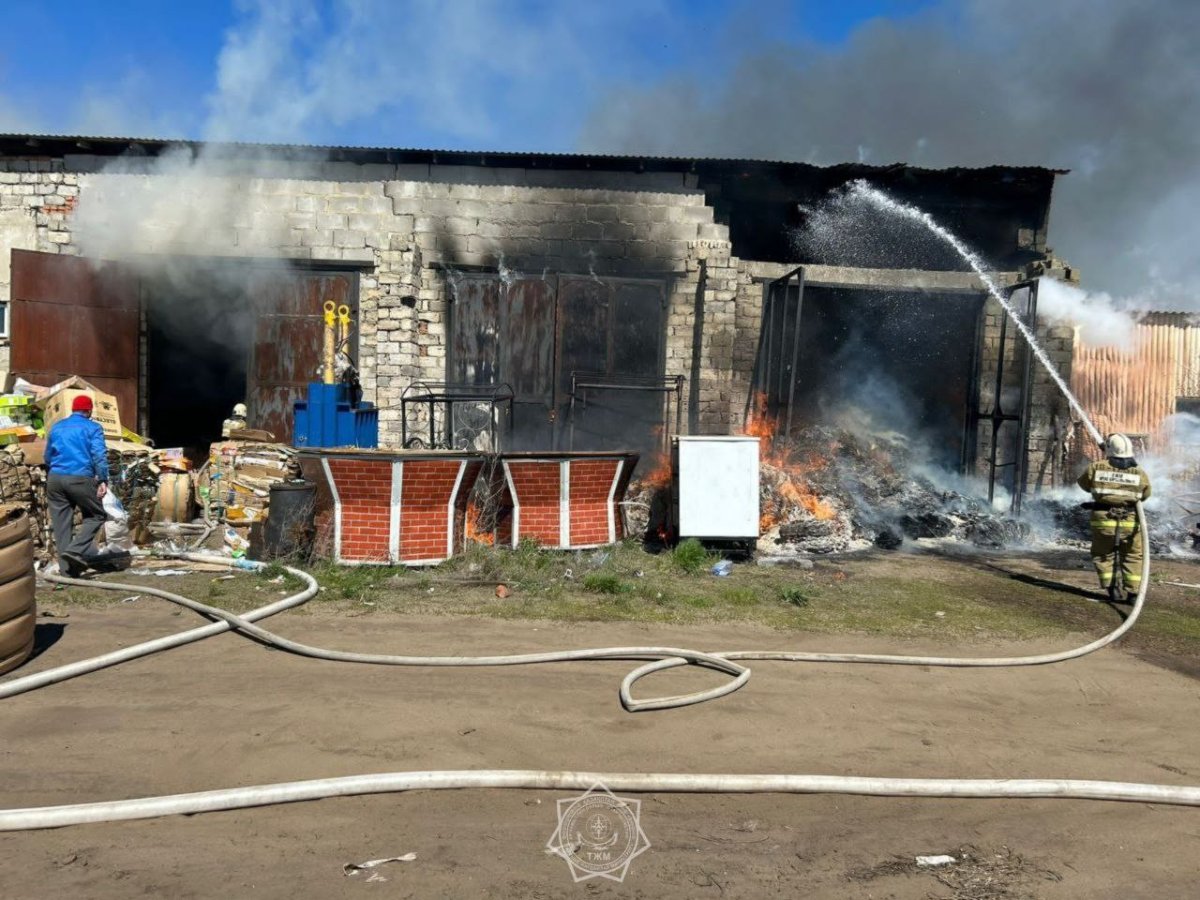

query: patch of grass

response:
[718,586,759,607]
[672,538,713,575]
[307,561,393,602]
[258,561,288,580]
[778,586,812,607]
[583,573,633,595]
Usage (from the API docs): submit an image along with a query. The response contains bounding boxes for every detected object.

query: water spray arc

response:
[1,191,1184,833]
[847,181,1104,447]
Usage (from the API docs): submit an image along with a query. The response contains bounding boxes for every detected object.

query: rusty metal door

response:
[558,275,664,450]
[9,249,140,426]
[451,274,557,449]
[501,277,557,446]
[249,271,355,443]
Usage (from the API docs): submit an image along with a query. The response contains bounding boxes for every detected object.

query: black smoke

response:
[579,0,1200,305]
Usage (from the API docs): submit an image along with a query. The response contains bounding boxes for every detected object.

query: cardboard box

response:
[41,388,122,438]
[19,439,47,467]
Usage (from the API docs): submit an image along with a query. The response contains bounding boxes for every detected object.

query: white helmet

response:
[1105,433,1134,460]
[232,403,248,418]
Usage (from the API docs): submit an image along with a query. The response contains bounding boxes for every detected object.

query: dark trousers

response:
[48,474,106,560]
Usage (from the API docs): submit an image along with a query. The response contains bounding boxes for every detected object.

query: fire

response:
[743,392,835,531]
[465,500,494,546]
[743,392,776,440]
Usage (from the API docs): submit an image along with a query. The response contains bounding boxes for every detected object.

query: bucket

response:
[0,509,36,676]
[264,480,316,560]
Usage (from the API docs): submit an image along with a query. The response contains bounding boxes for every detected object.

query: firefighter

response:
[1077,433,1151,603]
[221,402,248,438]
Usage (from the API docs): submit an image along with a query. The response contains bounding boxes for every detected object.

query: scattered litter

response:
[711,560,733,577]
[916,854,956,867]
[495,584,510,599]
[343,854,417,878]
[935,610,946,618]
[590,550,611,566]
[563,568,574,581]
[634,569,644,578]
[212,575,235,582]
[459,727,476,735]
[120,595,141,604]
[128,568,193,577]
[268,575,284,584]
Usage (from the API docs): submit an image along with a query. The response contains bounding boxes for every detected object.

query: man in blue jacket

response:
[45,394,110,577]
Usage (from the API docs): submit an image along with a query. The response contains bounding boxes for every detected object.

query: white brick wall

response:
[0,155,736,441]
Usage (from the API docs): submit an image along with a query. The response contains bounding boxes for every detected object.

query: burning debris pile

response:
[623,396,1084,555]
[755,423,1031,555]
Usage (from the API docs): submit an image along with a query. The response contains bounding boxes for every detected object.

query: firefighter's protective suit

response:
[1077,435,1151,600]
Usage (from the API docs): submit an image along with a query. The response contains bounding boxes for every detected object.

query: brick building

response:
[0,134,1072,500]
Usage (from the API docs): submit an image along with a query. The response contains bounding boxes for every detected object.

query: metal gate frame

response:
[745,266,806,439]
[977,279,1040,513]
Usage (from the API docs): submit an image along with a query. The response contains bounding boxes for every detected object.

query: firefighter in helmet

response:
[221,403,249,439]
[1077,433,1151,603]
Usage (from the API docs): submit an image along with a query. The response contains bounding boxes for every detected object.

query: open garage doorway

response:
[752,276,985,473]
[143,265,256,456]
[9,251,358,454]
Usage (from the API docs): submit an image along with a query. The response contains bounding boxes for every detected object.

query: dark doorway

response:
[790,287,984,470]
[144,268,254,456]
[143,263,357,455]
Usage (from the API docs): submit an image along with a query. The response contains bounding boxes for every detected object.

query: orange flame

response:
[743,392,835,530]
[465,500,494,546]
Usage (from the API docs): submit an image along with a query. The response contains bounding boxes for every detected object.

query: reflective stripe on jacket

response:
[1077,459,1151,507]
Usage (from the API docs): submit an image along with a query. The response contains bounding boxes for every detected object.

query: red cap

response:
[71,394,94,413]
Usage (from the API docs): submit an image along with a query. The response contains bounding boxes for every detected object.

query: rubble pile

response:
[757,425,1035,555]
[107,443,162,544]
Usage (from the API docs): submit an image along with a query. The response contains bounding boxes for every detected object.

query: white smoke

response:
[1034,279,1140,350]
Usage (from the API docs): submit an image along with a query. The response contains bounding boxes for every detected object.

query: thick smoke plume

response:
[580,0,1200,308]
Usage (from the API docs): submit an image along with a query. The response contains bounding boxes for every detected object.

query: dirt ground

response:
[2,549,1199,898]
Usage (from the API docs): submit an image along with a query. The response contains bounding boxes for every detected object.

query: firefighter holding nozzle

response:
[1077,433,1151,603]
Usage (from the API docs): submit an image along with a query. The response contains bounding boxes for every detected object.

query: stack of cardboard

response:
[0,445,46,550]
[198,441,301,525]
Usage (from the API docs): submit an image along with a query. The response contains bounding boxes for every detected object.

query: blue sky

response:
[3,0,1196,299]
[0,0,933,150]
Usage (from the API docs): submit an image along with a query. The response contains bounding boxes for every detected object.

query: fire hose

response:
[4,501,1198,830]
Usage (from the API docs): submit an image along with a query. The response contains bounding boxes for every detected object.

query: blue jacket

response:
[46,412,110,482]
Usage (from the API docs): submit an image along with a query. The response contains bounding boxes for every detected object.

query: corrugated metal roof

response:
[0,132,1069,176]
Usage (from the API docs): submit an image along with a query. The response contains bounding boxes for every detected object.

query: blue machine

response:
[293,382,379,449]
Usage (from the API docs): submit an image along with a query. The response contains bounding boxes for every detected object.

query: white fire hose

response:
[4,501,1198,830]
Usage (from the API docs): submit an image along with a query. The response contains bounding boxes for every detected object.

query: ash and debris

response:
[755,424,1045,556]
[623,421,1115,557]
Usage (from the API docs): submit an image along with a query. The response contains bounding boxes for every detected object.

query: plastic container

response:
[293,402,310,448]
[264,480,317,560]
[354,404,379,449]
[711,560,733,577]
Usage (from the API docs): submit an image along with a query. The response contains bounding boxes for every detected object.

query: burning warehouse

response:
[0,134,1119,560]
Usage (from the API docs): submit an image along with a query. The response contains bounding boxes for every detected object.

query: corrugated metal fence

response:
[1072,312,1200,461]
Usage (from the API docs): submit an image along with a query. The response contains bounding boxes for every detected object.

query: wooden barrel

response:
[0,509,36,676]
[153,472,196,524]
